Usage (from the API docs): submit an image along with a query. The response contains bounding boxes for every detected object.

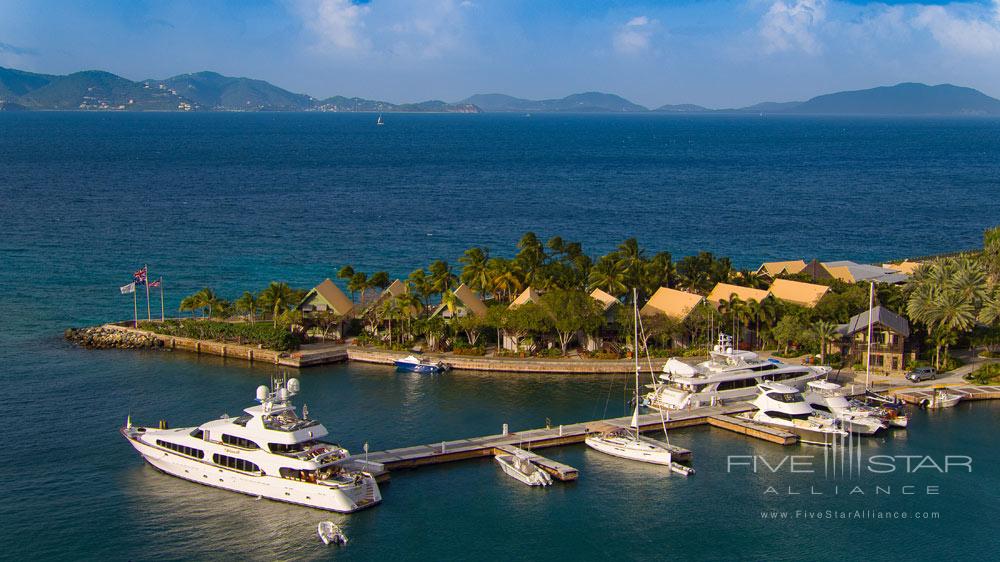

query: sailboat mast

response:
[632,288,640,434]
[865,281,874,390]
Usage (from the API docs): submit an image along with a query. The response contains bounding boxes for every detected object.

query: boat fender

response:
[919,398,930,408]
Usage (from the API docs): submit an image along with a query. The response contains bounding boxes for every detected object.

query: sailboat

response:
[585,289,694,475]
[857,281,910,426]
[376,112,384,126]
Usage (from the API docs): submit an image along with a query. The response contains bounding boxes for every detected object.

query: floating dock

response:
[345,401,810,480]
[892,384,1000,405]
[706,414,798,445]
[494,445,578,481]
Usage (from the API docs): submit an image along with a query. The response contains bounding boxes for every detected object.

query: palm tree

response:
[408,269,432,307]
[615,238,645,292]
[348,272,369,308]
[259,281,294,327]
[588,255,627,296]
[980,289,1000,326]
[338,266,356,300]
[812,320,838,364]
[459,247,491,293]
[179,287,219,318]
[234,291,259,324]
[488,258,523,302]
[428,260,457,298]
[515,232,546,284]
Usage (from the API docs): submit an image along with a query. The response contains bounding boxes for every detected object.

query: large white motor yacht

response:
[742,382,848,446]
[120,377,381,513]
[644,334,830,410]
[802,381,887,435]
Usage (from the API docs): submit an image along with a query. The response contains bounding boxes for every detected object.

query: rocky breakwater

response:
[65,327,164,350]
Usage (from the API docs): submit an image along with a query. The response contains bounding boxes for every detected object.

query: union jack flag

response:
[133,266,147,285]
[149,278,161,288]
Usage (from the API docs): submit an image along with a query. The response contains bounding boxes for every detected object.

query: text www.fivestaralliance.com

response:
[761,510,940,520]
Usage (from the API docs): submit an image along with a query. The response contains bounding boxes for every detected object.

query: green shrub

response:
[536,348,563,358]
[965,364,1000,385]
[139,319,302,351]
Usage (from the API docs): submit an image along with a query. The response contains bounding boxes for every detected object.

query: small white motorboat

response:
[318,521,348,545]
[494,452,552,486]
[923,389,962,409]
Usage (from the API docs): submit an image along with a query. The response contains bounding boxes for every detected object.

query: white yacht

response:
[742,382,848,446]
[120,377,381,513]
[802,381,887,435]
[494,451,553,486]
[923,389,962,409]
[644,334,829,410]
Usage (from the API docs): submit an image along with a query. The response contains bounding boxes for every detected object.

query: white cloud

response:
[295,0,371,52]
[913,1,1000,56]
[759,0,826,55]
[613,15,658,55]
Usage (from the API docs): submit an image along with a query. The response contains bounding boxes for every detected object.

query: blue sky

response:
[1,0,999,107]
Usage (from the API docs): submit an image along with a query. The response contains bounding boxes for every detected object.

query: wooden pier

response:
[494,445,579,481]
[706,414,798,445]
[891,384,1000,405]
[344,401,810,479]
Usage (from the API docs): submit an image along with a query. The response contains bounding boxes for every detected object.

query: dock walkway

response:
[892,384,1000,405]
[349,402,790,477]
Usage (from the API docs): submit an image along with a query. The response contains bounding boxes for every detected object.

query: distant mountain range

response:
[2,66,1000,116]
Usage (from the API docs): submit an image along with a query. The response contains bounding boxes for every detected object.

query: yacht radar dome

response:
[256,385,269,402]
[276,387,289,402]
[287,378,300,394]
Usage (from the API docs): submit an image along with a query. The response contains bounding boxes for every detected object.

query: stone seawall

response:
[346,347,670,374]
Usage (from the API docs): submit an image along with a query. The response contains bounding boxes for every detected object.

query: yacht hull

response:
[123,431,381,513]
[584,435,674,466]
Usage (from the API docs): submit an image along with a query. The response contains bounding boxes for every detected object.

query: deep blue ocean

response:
[1,112,999,561]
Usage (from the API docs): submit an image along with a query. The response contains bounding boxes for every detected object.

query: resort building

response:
[767,278,830,308]
[821,261,909,284]
[431,283,488,319]
[756,260,808,278]
[756,259,833,281]
[640,287,705,320]
[706,282,770,305]
[503,287,543,350]
[883,260,924,275]
[836,305,914,375]
[297,279,355,339]
[509,287,542,308]
[581,288,622,352]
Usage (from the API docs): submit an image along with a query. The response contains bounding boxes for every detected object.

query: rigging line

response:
[636,309,671,444]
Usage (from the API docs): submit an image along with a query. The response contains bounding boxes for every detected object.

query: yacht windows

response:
[766,391,804,403]
[716,378,758,391]
[221,434,260,450]
[763,410,812,421]
[212,454,261,473]
[156,440,205,459]
[748,363,778,372]
[189,429,204,439]
[668,382,707,393]
[269,441,316,454]
[279,467,318,482]
[811,404,831,413]
[232,414,253,427]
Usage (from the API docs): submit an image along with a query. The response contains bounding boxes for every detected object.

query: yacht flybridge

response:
[644,334,829,410]
[741,382,848,446]
[120,377,381,513]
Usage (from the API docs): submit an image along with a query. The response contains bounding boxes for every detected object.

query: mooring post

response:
[502,423,508,436]
[559,424,563,436]
[441,441,445,453]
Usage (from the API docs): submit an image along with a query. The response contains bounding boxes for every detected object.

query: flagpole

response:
[160,278,165,322]
[145,264,152,321]
[133,286,139,327]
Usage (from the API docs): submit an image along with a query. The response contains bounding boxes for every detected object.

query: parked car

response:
[906,367,937,382]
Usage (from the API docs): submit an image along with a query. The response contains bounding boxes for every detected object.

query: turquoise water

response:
[2,113,999,560]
